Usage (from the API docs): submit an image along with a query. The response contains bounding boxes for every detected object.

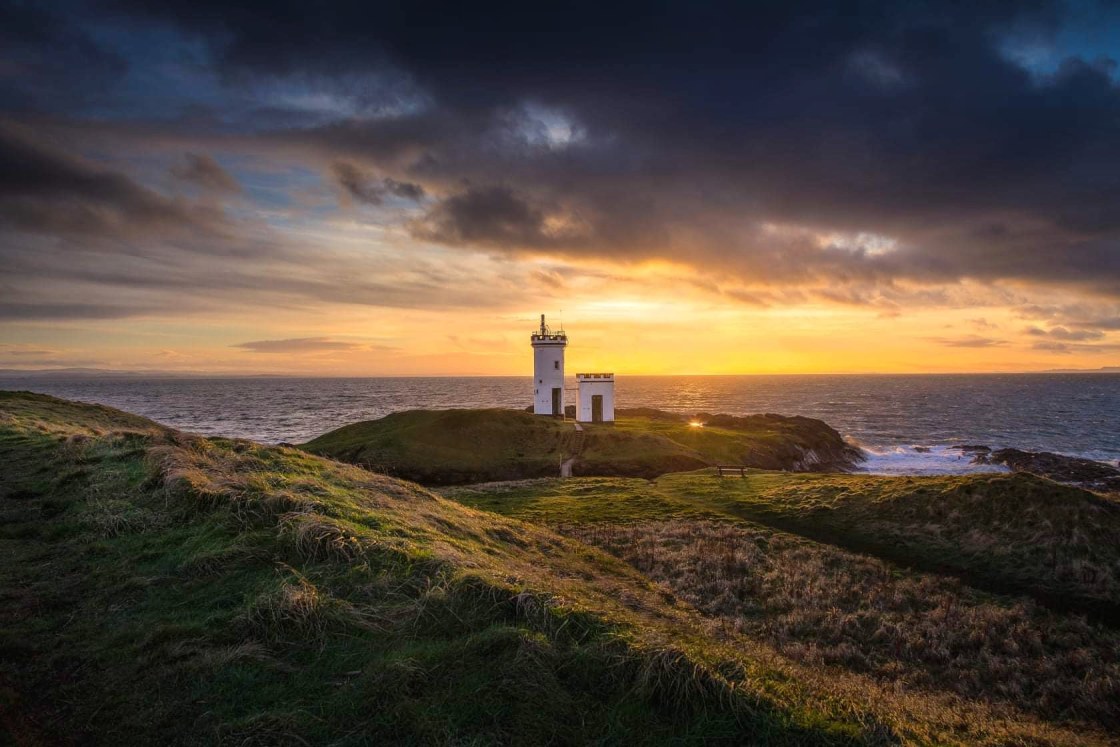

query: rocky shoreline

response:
[954,445,1120,494]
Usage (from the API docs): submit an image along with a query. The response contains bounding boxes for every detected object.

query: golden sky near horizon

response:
[3,256,1114,376]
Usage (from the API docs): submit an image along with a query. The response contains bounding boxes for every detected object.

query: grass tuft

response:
[243,569,359,644]
[279,512,365,563]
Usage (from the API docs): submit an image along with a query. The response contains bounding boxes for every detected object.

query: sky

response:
[2,0,1120,375]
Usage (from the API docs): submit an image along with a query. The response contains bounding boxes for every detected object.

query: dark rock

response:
[987,448,1120,494]
[952,444,991,454]
[949,444,993,463]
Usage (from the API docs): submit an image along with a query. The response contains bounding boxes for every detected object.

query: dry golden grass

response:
[656,471,1120,608]
[465,471,1120,615]
[568,520,1120,732]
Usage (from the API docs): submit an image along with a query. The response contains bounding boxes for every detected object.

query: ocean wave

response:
[856,444,1010,476]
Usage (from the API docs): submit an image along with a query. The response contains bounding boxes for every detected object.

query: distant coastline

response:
[1,366,1119,378]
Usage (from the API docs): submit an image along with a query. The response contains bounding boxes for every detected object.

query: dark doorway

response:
[552,387,562,416]
[591,394,604,423]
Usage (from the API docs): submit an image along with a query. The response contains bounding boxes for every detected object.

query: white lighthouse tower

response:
[530,314,567,416]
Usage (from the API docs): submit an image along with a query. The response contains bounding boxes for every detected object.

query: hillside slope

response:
[448,473,1120,734]
[302,407,862,484]
[0,392,1100,745]
[450,470,1120,620]
[0,393,895,744]
[655,470,1120,616]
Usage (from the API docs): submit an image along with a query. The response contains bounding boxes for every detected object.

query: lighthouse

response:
[530,314,567,416]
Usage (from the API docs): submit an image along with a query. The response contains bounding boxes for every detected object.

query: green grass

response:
[597,412,860,472]
[0,393,925,744]
[301,408,573,484]
[448,470,1120,618]
[443,477,714,524]
[3,392,1110,745]
[303,408,860,485]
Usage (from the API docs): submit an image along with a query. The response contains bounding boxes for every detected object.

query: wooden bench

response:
[716,465,750,477]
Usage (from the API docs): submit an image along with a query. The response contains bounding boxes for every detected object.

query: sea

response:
[3,374,1118,476]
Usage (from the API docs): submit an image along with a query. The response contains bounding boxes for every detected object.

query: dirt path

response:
[561,422,584,477]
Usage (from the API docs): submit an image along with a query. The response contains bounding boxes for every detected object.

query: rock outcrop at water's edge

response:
[952,443,1120,494]
[974,448,1120,494]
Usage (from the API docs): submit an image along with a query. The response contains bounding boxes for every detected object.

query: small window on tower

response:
[554,361,559,370]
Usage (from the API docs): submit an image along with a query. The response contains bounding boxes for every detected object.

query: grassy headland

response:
[302,407,862,485]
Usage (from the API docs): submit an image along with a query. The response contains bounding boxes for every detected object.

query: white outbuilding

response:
[576,373,615,423]
[530,314,567,416]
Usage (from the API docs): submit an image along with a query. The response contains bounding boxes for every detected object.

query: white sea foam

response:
[857,444,1010,476]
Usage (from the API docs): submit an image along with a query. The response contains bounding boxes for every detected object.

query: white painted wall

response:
[532,339,567,415]
[576,374,615,422]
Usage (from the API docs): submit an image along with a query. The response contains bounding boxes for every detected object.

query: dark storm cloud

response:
[0,130,535,322]
[331,161,424,205]
[171,153,241,193]
[0,125,224,237]
[0,2,126,113]
[0,301,160,321]
[131,0,1114,296]
[4,0,1120,311]
[412,185,585,248]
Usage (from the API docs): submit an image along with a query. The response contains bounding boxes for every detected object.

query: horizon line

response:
[2,367,1119,379]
